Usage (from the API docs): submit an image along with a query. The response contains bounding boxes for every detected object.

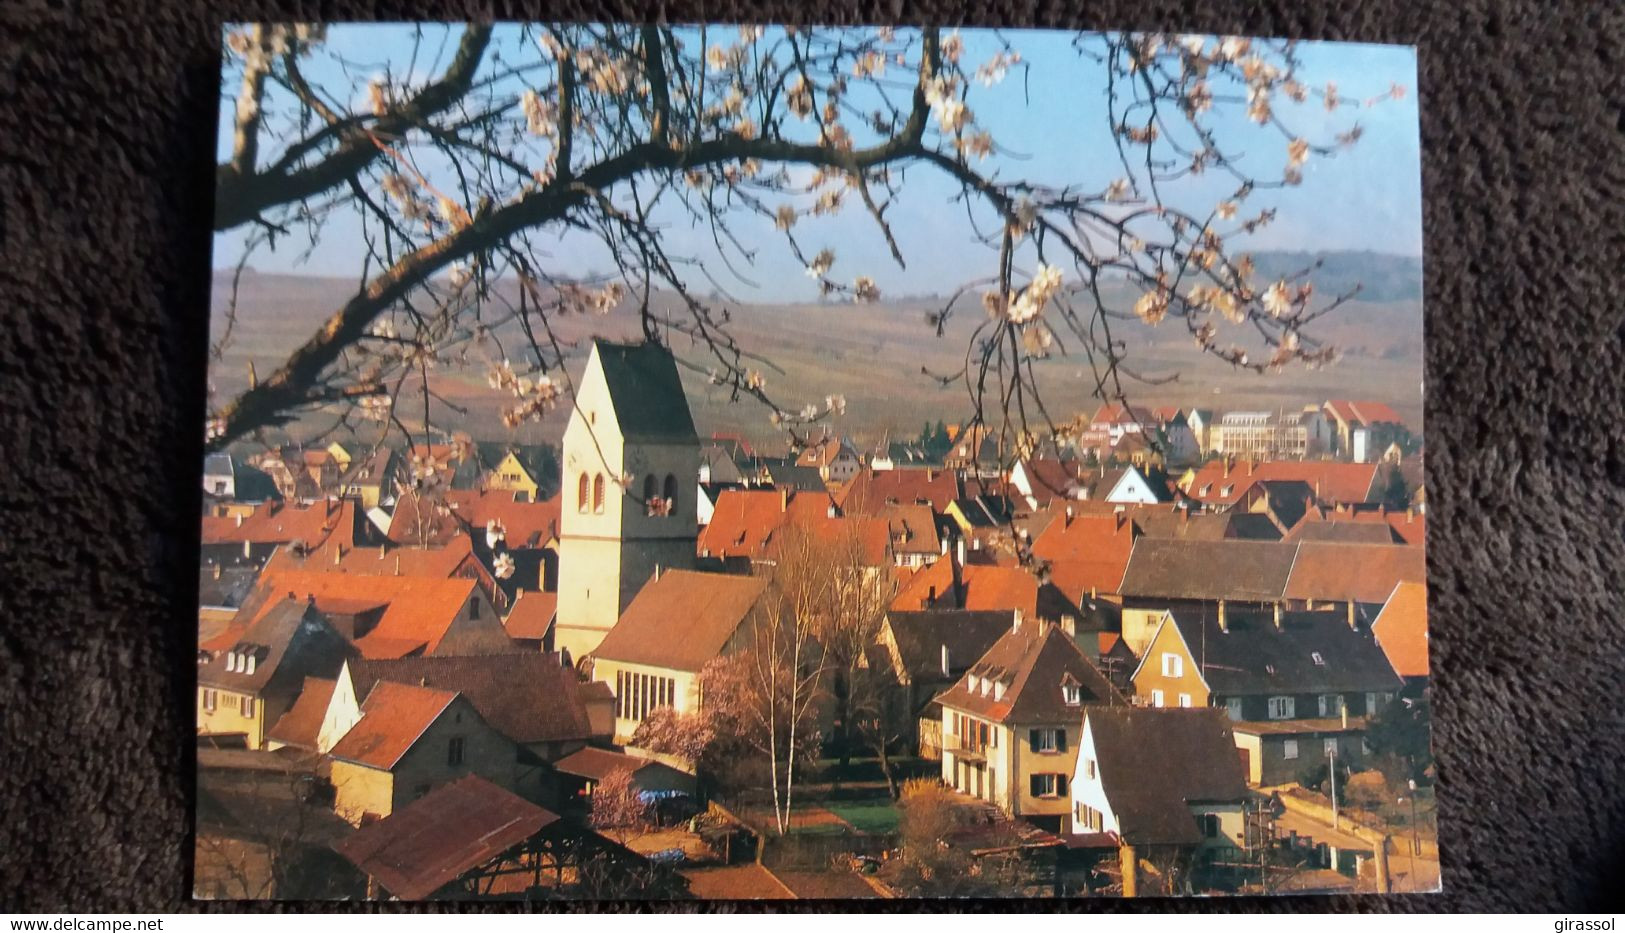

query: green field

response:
[823,800,902,835]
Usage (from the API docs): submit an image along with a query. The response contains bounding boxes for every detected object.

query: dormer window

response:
[1062,684,1081,706]
[1311,652,1326,666]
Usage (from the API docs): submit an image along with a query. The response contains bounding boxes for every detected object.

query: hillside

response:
[208,251,1424,450]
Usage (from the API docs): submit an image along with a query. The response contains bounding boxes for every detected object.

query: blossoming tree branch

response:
[208,23,1399,463]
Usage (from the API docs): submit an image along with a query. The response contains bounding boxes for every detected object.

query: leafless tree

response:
[208,24,1397,480]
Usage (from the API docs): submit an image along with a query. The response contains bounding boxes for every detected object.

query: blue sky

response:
[215,25,1421,301]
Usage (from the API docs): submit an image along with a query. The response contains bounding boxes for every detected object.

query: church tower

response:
[554,340,699,661]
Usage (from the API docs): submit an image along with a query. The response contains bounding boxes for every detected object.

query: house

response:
[339,446,400,509]
[1116,538,1299,656]
[1371,581,1429,684]
[1129,607,1403,725]
[795,431,863,484]
[202,453,282,502]
[946,494,1017,536]
[1282,541,1427,620]
[1148,407,1201,465]
[555,340,701,661]
[327,680,521,825]
[200,498,360,553]
[874,608,1017,758]
[554,746,698,810]
[1030,510,1136,604]
[1087,402,1147,446]
[480,444,555,502]
[207,569,509,661]
[590,569,769,742]
[697,443,747,485]
[1180,459,1382,511]
[1323,400,1407,463]
[1009,458,1088,510]
[318,653,613,767]
[877,503,942,569]
[1185,409,1216,456]
[1069,707,1249,862]
[891,558,1039,618]
[1101,464,1176,505]
[934,616,1124,831]
[840,466,960,514]
[197,597,354,750]
[198,542,276,641]
[264,676,338,752]
[1230,717,1371,786]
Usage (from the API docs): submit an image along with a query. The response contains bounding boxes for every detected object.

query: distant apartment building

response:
[1212,407,1330,461]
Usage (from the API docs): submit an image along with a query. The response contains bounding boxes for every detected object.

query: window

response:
[1324,738,1339,758]
[1161,653,1184,678]
[663,474,679,513]
[1311,651,1326,666]
[577,473,590,513]
[1318,694,1340,717]
[592,474,606,514]
[642,474,658,507]
[1076,803,1104,832]
[1030,773,1069,798]
[1081,758,1097,780]
[1267,696,1295,720]
[1366,692,1390,715]
[1062,683,1081,706]
[1178,693,1193,708]
[202,689,216,712]
[469,598,480,621]
[1225,697,1243,721]
[448,737,466,766]
[1282,739,1300,760]
[241,696,256,719]
[1151,689,1165,708]
[1029,728,1066,754]
[213,481,226,494]
[1200,813,1221,838]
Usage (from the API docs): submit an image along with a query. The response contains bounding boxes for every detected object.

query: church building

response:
[554,340,700,662]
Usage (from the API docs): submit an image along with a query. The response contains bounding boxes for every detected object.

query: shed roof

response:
[592,570,767,672]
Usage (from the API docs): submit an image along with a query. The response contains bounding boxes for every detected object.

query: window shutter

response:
[1057,729,1068,754]
[1029,775,1043,797]
[1029,729,1041,752]
[1059,774,1070,796]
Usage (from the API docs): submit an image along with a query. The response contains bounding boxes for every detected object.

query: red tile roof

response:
[349,653,601,746]
[1090,402,1146,426]
[387,490,561,548]
[328,680,458,770]
[840,467,959,513]
[503,590,557,641]
[935,621,1122,723]
[1371,581,1429,677]
[265,677,337,751]
[891,561,1040,616]
[1283,542,1427,605]
[1182,460,1381,506]
[593,570,768,672]
[1031,512,1136,597]
[698,489,793,559]
[333,775,559,900]
[204,571,480,659]
[264,535,483,582]
[200,499,356,548]
[1324,400,1405,428]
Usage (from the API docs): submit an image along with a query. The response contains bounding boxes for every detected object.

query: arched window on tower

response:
[577,473,590,514]
[592,474,606,514]
[663,474,679,515]
[642,474,660,516]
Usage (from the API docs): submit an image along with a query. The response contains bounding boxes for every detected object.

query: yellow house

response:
[197,597,352,749]
[486,449,543,501]
[327,680,519,826]
[935,616,1123,833]
[590,569,768,744]
[555,340,701,661]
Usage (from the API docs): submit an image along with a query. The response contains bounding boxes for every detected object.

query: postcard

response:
[197,22,1433,900]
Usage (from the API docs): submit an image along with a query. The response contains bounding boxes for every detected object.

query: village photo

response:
[197,23,1434,900]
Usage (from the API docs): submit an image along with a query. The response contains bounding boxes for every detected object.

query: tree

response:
[589,767,653,847]
[1365,690,1433,785]
[890,778,1025,897]
[1381,464,1411,512]
[207,25,1398,469]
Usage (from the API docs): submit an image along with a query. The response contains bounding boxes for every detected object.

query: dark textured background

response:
[2,0,1623,914]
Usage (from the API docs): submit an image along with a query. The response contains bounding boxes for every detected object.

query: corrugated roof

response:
[592,570,767,672]
[1085,707,1247,845]
[328,680,458,770]
[332,775,559,900]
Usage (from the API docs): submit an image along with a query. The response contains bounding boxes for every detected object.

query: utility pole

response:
[1328,744,1339,831]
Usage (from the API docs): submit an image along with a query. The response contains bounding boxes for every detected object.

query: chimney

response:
[956,536,966,567]
[211,563,222,580]
[1347,600,1357,630]
[1340,697,1349,728]
[1061,615,1076,637]
[1222,458,1230,480]
[243,539,252,558]
[1406,506,1415,523]
[940,643,951,678]
[653,563,663,582]
[1246,461,1255,477]
[1090,586,1098,601]
[1065,504,1074,525]
[927,585,937,604]
[378,544,386,560]
[1217,600,1228,633]
[333,545,342,566]
[926,468,935,482]
[235,514,244,528]
[1012,608,1024,632]
[1273,601,1283,630]
[394,555,401,576]
[781,488,789,513]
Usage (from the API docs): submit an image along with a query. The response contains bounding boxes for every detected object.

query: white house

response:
[1103,465,1174,505]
